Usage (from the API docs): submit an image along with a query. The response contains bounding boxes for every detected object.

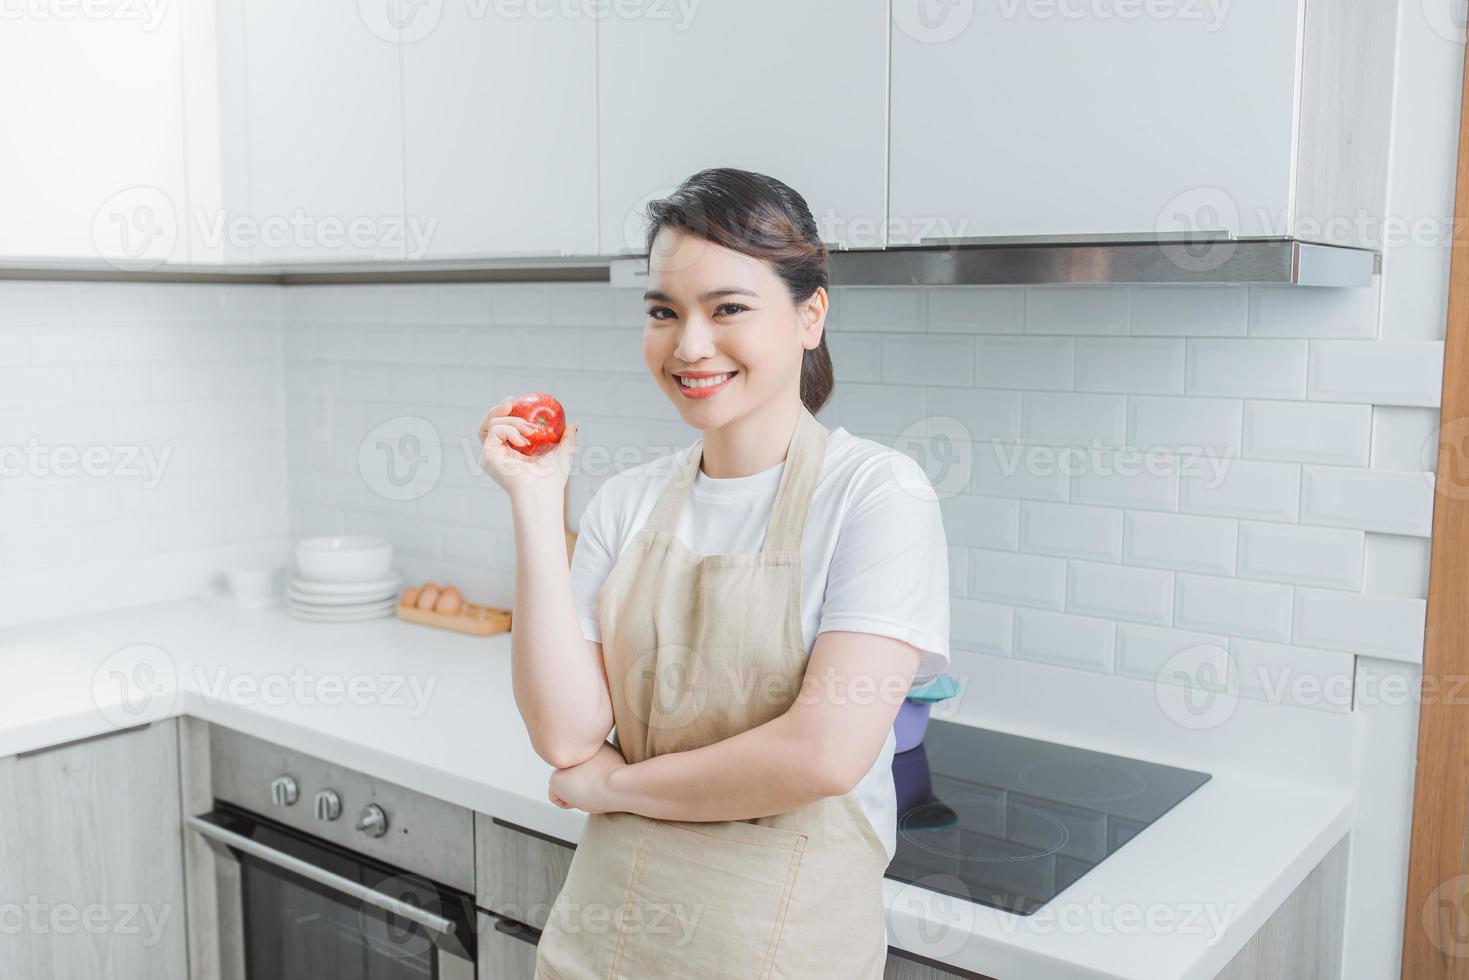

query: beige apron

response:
[535,405,891,980]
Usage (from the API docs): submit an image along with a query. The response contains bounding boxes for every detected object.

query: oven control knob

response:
[269,775,299,807]
[314,789,342,822]
[357,803,388,838]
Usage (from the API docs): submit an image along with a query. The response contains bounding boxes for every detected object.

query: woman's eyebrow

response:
[642,287,760,302]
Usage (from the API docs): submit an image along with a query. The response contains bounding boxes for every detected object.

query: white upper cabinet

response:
[597,0,890,254]
[401,9,598,259]
[888,1,1306,244]
[228,0,406,263]
[0,8,190,266]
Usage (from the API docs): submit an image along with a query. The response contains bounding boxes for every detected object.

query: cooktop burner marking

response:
[898,796,1071,863]
[1016,759,1148,804]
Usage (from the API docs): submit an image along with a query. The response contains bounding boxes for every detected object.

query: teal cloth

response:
[906,673,959,704]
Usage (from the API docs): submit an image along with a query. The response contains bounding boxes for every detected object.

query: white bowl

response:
[294,536,394,583]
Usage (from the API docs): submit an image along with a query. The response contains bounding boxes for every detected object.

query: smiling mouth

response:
[675,371,738,389]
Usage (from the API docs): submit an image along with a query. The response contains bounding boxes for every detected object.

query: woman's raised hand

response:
[477,398,578,502]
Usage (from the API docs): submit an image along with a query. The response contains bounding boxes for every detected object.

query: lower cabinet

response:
[0,719,188,980]
[477,910,543,978]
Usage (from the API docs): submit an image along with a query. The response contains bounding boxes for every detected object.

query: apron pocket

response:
[611,818,808,980]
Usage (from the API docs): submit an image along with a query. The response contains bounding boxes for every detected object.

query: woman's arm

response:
[510,491,615,769]
[551,630,921,820]
[477,403,613,771]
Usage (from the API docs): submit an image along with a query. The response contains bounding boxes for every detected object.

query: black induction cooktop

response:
[884,720,1211,916]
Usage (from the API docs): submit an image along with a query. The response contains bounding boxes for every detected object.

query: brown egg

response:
[416,583,440,610]
[435,586,462,615]
[401,586,420,608]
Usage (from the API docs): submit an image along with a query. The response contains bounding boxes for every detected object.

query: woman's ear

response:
[798,286,829,350]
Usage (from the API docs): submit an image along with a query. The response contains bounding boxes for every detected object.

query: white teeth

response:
[678,373,734,389]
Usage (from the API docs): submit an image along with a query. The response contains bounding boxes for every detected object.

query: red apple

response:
[507,392,566,457]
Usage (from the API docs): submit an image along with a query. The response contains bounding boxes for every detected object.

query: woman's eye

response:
[715,303,748,316]
[647,307,675,320]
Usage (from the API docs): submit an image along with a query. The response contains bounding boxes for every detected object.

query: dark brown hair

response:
[641,168,835,415]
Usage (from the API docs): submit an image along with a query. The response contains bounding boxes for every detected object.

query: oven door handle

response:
[186,814,457,940]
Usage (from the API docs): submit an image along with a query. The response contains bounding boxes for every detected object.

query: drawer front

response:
[474,813,576,931]
[885,947,998,980]
[476,911,541,979]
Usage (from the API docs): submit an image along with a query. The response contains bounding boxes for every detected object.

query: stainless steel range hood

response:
[830,235,1379,288]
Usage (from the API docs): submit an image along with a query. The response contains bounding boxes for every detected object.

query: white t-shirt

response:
[569,425,952,860]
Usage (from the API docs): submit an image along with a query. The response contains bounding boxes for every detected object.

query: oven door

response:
[189,803,476,980]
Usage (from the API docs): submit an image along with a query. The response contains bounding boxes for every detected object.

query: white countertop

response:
[0,595,1355,980]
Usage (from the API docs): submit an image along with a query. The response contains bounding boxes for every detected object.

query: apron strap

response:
[642,405,830,555]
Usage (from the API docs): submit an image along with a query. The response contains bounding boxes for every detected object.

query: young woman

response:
[478,168,951,978]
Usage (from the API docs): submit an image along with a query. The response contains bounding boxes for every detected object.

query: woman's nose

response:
[673,315,717,361]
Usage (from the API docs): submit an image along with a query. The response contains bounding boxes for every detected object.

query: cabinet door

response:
[0,721,187,980]
[0,11,188,265]
[889,1,1303,243]
[402,9,597,259]
[477,910,541,978]
[597,0,889,253]
[233,0,405,262]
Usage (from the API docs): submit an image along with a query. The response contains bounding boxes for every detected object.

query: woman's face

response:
[642,226,825,429]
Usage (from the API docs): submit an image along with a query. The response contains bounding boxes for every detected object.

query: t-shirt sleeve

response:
[817,452,952,683]
[569,480,619,645]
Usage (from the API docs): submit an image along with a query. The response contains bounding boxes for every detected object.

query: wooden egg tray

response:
[396,598,512,636]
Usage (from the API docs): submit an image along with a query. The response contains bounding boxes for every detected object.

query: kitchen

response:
[1,1,1464,978]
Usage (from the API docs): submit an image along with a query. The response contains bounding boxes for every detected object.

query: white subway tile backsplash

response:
[1299,465,1435,536]
[488,285,552,326]
[1364,533,1432,600]
[1293,588,1427,661]
[1129,286,1248,337]
[973,337,1074,390]
[927,287,1025,334]
[823,382,925,436]
[1228,638,1355,712]
[1025,287,1130,336]
[1013,608,1116,672]
[1019,501,1123,560]
[1242,401,1371,467]
[830,287,926,332]
[1128,396,1242,456]
[941,494,1021,550]
[1122,510,1237,575]
[1116,623,1229,685]
[1070,450,1180,511]
[826,334,883,383]
[968,548,1066,609]
[925,388,1023,443]
[1371,406,1440,472]
[1236,521,1365,590]
[1021,392,1126,447]
[884,335,975,386]
[1307,341,1445,406]
[1074,339,1185,395]
[1185,339,1308,399]
[1175,573,1293,641]
[971,441,1071,501]
[1247,284,1379,339]
[1179,458,1300,522]
[952,598,1014,656]
[1068,560,1173,625]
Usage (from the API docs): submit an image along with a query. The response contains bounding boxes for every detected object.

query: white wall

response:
[0,281,290,627]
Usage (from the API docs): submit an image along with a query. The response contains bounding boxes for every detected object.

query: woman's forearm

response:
[606,712,843,822]
[509,490,613,768]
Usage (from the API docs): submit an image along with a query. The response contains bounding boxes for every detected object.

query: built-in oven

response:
[185,724,496,980]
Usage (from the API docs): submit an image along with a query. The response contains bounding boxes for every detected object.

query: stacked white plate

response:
[287,536,401,622]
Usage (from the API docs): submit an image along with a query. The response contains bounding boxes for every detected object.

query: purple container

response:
[893,699,932,753]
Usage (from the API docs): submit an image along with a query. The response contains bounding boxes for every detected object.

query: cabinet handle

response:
[493,915,542,947]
